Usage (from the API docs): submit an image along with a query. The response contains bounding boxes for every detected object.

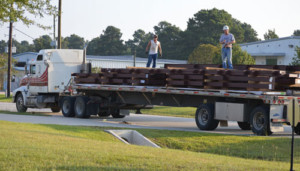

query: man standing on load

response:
[220,25,235,69]
[145,34,162,68]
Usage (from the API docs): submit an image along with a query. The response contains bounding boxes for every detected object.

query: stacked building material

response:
[72,73,104,84]
[166,69,204,88]
[72,64,300,91]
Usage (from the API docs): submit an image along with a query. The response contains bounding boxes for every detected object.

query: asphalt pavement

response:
[0,102,296,137]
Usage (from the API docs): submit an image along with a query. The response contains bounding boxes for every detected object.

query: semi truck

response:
[12,49,300,136]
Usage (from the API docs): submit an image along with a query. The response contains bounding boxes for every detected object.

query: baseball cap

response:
[223,25,229,30]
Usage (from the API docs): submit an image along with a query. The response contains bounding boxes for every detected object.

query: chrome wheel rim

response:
[253,112,265,130]
[63,100,70,113]
[75,99,84,115]
[17,96,23,109]
[198,108,209,125]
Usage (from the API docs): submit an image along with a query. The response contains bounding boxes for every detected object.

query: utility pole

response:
[6,21,13,97]
[53,14,57,49]
[57,0,62,49]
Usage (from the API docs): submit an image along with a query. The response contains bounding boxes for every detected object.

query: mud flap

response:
[270,105,284,133]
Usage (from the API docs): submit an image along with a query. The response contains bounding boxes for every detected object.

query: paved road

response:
[0,102,296,137]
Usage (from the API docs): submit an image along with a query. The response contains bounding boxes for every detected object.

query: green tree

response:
[12,39,34,53]
[86,37,100,55]
[181,8,258,59]
[0,53,16,90]
[19,40,35,53]
[33,35,52,52]
[293,30,300,36]
[125,29,152,58]
[264,29,279,40]
[240,22,260,42]
[188,44,219,64]
[153,21,183,59]
[212,44,255,65]
[64,34,85,49]
[0,0,56,29]
[0,40,7,53]
[87,26,126,55]
[289,47,300,65]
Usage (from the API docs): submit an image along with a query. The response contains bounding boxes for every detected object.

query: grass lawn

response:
[0,94,12,103]
[139,106,196,118]
[0,121,299,170]
[138,129,300,163]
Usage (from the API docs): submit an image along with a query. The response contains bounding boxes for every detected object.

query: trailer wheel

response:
[111,109,125,118]
[16,93,27,112]
[51,107,61,113]
[237,122,251,130]
[295,124,300,135]
[74,96,90,118]
[61,97,75,117]
[195,104,219,130]
[98,111,110,117]
[250,106,272,136]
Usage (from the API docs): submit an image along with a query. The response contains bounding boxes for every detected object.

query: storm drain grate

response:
[105,130,160,148]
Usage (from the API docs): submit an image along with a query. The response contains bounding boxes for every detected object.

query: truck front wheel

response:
[295,123,300,135]
[74,96,90,118]
[250,106,272,136]
[16,93,27,112]
[61,97,75,117]
[195,104,219,130]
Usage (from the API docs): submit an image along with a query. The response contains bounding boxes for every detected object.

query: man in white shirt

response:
[219,25,235,69]
[145,34,162,68]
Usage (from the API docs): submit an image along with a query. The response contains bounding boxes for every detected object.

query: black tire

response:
[111,109,125,118]
[16,93,27,112]
[237,122,251,130]
[74,96,90,118]
[295,123,300,135]
[250,106,272,136]
[51,106,61,113]
[61,97,75,117]
[195,104,219,130]
[98,110,111,117]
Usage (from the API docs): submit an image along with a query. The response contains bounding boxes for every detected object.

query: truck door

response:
[28,55,48,95]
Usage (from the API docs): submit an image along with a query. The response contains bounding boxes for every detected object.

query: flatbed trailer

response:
[11,49,300,136]
[60,82,300,136]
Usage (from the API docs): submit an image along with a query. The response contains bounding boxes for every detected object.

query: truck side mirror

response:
[11,75,15,82]
[25,65,28,75]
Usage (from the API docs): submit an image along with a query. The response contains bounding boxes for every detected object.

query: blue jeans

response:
[221,47,233,69]
[146,54,158,68]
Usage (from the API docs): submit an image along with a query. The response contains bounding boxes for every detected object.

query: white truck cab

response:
[13,49,85,112]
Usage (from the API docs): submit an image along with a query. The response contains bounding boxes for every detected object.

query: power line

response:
[13,27,35,40]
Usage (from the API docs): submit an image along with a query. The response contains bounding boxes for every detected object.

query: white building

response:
[87,55,186,68]
[240,36,300,65]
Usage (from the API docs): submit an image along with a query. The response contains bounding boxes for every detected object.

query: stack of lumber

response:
[166,68,204,87]
[72,68,167,86]
[72,64,300,91]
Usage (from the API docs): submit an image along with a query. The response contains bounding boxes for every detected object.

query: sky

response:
[0,0,300,44]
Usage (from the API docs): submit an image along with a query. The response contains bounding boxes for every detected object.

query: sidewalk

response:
[0,102,52,113]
